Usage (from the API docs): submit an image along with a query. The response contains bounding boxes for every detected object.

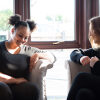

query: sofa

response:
[30,53,56,100]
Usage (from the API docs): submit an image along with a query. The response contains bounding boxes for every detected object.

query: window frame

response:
[14,0,99,49]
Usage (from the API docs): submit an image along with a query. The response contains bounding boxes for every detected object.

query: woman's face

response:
[11,26,30,46]
[89,23,94,37]
[89,23,100,45]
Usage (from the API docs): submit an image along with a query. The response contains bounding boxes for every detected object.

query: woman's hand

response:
[29,52,54,72]
[14,78,28,84]
[0,73,16,84]
[4,77,27,84]
[90,56,99,68]
[0,73,27,84]
[29,53,39,72]
[80,56,90,66]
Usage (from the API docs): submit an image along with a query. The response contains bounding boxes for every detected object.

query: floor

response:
[46,49,73,100]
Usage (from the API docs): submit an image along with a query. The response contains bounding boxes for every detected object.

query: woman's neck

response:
[92,41,100,48]
[6,40,18,49]
[5,40,20,54]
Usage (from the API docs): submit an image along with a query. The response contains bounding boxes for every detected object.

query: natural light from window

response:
[30,0,75,42]
[0,0,13,41]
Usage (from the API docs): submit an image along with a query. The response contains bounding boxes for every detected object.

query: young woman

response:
[0,14,54,100]
[67,16,100,100]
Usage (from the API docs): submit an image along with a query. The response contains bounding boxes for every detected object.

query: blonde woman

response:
[67,16,100,100]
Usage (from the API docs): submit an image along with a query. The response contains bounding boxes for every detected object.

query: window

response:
[29,0,76,49]
[99,0,100,14]
[15,0,99,49]
[0,0,13,41]
[30,0,74,42]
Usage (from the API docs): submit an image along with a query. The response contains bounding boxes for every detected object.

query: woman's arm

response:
[70,48,95,64]
[0,72,27,84]
[91,60,100,75]
[36,52,54,62]
[70,50,84,63]
[89,56,100,75]
[29,52,55,71]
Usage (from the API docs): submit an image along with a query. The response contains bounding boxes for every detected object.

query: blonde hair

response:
[89,16,100,48]
[89,36,100,48]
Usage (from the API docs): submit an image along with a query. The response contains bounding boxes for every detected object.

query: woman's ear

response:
[11,28,15,34]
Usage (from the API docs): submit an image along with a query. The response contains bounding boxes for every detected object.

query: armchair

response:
[66,60,91,89]
[30,53,56,100]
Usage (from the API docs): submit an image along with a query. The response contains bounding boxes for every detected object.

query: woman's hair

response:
[89,16,100,48]
[8,14,36,32]
[89,16,100,35]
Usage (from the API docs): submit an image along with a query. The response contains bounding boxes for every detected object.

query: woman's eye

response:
[18,34,23,38]
[25,37,28,40]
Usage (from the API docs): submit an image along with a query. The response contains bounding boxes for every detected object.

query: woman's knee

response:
[74,72,91,82]
[11,82,39,100]
[76,88,96,100]
[0,82,12,100]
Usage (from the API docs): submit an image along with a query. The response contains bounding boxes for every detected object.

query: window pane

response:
[99,0,100,14]
[0,0,13,41]
[30,0,75,41]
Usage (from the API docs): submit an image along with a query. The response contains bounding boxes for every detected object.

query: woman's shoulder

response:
[0,41,6,53]
[0,40,5,45]
[0,40,6,49]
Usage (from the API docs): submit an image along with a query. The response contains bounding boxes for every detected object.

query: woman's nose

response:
[21,38,26,43]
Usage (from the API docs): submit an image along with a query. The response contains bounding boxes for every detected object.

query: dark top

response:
[70,48,100,76]
[0,41,43,80]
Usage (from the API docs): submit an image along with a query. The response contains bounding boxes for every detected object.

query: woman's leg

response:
[0,82,13,100]
[9,82,39,100]
[67,72,100,100]
[75,88,95,100]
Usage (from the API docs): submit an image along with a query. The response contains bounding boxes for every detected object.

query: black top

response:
[0,41,43,80]
[70,48,100,76]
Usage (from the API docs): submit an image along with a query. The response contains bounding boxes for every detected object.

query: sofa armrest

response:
[30,54,56,100]
[66,60,91,86]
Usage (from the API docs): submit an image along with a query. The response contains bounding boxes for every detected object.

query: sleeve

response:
[33,47,46,53]
[20,45,46,56]
[70,48,95,63]
[70,49,83,63]
[91,61,100,76]
[82,48,96,58]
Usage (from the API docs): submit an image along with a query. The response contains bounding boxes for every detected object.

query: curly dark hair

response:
[8,14,36,32]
